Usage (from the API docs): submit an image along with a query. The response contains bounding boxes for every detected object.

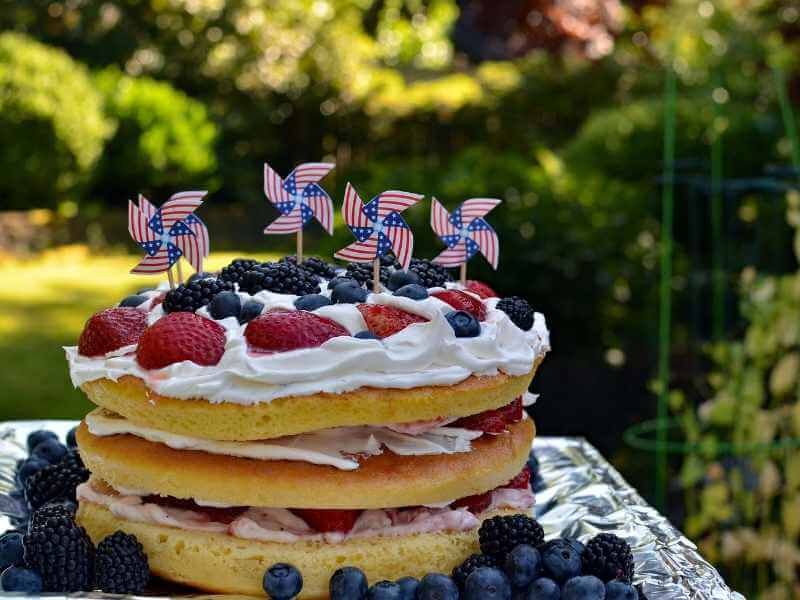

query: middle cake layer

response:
[76,417,535,509]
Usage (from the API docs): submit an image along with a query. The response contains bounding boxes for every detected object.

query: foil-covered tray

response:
[0,421,741,599]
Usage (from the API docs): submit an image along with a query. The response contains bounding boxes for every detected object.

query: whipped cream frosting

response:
[86,409,483,470]
[76,481,535,544]
[66,283,549,405]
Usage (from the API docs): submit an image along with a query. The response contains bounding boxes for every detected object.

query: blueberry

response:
[463,566,512,600]
[565,539,585,557]
[396,576,418,600]
[330,566,368,600]
[31,438,67,464]
[368,580,402,600]
[0,533,23,570]
[541,539,582,583]
[562,576,605,600]
[328,276,359,290]
[263,563,303,599]
[605,580,638,600]
[295,294,332,311]
[354,330,381,340]
[387,269,421,291]
[66,426,78,448]
[505,544,542,589]
[26,430,57,453]
[331,280,368,304]
[445,310,481,337]
[0,566,42,593]
[527,577,561,600]
[239,299,265,324]
[209,291,242,320]
[189,271,216,283]
[16,457,47,487]
[393,284,428,300]
[416,573,459,600]
[120,294,148,307]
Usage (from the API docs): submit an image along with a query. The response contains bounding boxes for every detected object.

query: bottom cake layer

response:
[78,501,520,599]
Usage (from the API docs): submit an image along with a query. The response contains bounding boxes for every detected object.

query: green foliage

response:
[0,33,113,209]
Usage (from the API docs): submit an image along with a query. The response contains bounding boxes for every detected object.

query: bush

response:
[92,68,218,199]
[0,33,113,209]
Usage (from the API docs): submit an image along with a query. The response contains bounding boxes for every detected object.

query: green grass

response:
[0,247,277,421]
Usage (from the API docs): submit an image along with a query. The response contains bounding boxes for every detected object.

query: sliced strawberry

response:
[498,397,524,424]
[150,293,166,309]
[78,308,148,357]
[357,304,427,338]
[505,465,532,490]
[293,508,362,533]
[143,496,246,524]
[451,491,492,514]
[136,312,226,369]
[453,398,524,433]
[465,280,498,299]
[432,290,487,321]
[245,310,349,353]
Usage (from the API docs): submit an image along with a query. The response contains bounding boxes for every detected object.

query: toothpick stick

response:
[459,263,467,287]
[373,258,381,292]
[296,228,304,264]
[167,268,176,290]
[176,260,184,284]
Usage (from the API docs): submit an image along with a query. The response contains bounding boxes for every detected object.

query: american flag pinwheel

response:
[334,183,424,270]
[128,191,207,277]
[430,197,501,271]
[263,162,335,235]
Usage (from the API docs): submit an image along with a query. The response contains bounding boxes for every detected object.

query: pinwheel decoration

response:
[430,197,501,283]
[128,191,208,286]
[335,183,424,287]
[263,162,335,262]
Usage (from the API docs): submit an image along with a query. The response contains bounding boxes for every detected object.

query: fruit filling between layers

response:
[77,469,535,544]
[66,281,549,405]
[84,398,530,470]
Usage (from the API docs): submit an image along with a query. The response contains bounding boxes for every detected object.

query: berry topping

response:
[136,312,226,370]
[240,262,321,296]
[466,280,498,299]
[300,257,338,279]
[416,573,459,600]
[209,290,242,320]
[581,533,635,583]
[24,449,89,510]
[294,294,332,311]
[239,299,265,323]
[479,514,545,559]
[432,289,487,320]
[346,262,391,289]
[453,398,523,433]
[496,296,535,331]
[505,465,532,490]
[78,308,147,357]
[451,490,493,514]
[95,531,150,594]
[463,566,511,600]
[162,277,234,314]
[562,576,606,600]
[408,258,451,288]
[394,283,429,300]
[387,269,422,291]
[293,508,362,534]
[245,311,349,353]
[445,310,481,337]
[331,280,369,304]
[452,553,499,590]
[357,304,428,338]
[504,544,542,589]
[119,294,148,308]
[330,567,369,600]
[219,258,258,284]
[541,539,583,583]
[23,507,93,591]
[188,271,216,283]
[263,563,303,600]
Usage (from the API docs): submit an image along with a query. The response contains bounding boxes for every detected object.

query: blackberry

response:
[379,253,401,269]
[24,450,89,510]
[496,296,534,330]
[408,258,450,288]
[240,262,321,296]
[30,501,77,529]
[345,262,390,289]
[478,514,545,560]
[452,553,498,590]
[23,510,93,591]
[281,256,339,280]
[582,533,635,582]
[162,278,233,313]
[95,531,150,594]
[219,258,259,285]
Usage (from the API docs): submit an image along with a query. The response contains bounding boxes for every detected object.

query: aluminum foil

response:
[0,421,741,599]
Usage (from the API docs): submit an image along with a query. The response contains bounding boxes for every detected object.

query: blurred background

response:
[0,0,799,595]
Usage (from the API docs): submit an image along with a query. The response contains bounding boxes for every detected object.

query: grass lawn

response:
[0,246,278,422]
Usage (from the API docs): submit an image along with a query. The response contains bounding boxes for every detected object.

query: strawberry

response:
[505,465,531,490]
[149,293,166,309]
[453,398,524,433]
[136,312,226,370]
[432,290,487,321]
[356,304,427,338]
[498,397,524,424]
[78,308,148,357]
[451,491,492,514]
[465,280,498,299]
[293,508,362,533]
[245,310,349,353]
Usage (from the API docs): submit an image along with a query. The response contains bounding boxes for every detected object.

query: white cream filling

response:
[85,410,484,471]
[65,285,549,405]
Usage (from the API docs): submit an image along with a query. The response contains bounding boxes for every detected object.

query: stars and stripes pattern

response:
[128,191,207,274]
[263,162,335,235]
[334,183,423,269]
[431,197,501,269]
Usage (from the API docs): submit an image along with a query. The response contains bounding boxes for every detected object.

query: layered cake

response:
[65,258,549,598]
